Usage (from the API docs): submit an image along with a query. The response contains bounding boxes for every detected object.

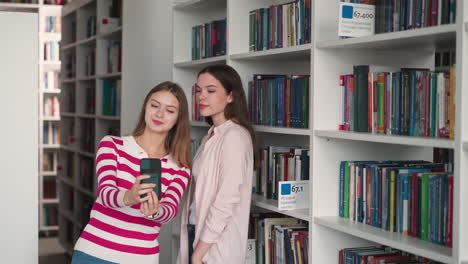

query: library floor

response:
[39,237,70,264]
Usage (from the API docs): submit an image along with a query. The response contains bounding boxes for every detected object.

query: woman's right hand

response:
[123,175,156,206]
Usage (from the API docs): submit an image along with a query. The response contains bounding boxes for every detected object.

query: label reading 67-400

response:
[338,2,375,38]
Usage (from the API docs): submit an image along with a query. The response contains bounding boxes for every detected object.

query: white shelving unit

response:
[58,0,122,254]
[172,0,312,263]
[311,1,466,264]
[0,0,64,234]
[39,1,63,235]
[314,216,453,264]
[171,0,468,263]
[251,194,309,221]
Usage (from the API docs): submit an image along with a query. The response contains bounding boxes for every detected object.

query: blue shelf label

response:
[342,5,354,19]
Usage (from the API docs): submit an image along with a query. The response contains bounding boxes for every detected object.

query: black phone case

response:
[140,158,162,199]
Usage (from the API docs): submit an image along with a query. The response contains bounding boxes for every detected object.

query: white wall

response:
[122,0,173,135]
[122,1,174,263]
[0,11,38,263]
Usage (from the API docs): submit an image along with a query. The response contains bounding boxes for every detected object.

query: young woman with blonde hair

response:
[72,81,192,264]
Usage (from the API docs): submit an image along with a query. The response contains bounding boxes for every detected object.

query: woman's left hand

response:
[140,191,160,217]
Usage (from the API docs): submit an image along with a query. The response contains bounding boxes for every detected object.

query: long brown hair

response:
[197,65,255,148]
[132,81,192,168]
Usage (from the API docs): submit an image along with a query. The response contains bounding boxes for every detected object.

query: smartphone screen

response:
[140,158,162,199]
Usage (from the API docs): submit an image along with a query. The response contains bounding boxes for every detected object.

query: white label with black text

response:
[338,2,375,37]
[278,180,309,211]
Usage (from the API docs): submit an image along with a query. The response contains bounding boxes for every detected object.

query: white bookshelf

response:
[251,194,309,221]
[168,0,468,263]
[58,0,123,252]
[172,0,312,263]
[457,2,468,263]
[174,55,227,68]
[316,24,457,50]
[314,216,453,264]
[310,1,466,264]
[315,130,456,149]
[230,44,313,61]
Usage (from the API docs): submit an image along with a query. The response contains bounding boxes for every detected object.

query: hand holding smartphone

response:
[140,158,162,199]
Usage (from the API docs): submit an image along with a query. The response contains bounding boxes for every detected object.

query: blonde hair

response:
[132,81,192,168]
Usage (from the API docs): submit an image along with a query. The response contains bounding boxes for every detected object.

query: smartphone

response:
[140,158,162,199]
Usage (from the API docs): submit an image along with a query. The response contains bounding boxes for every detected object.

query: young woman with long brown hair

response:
[72,81,191,264]
[177,65,255,264]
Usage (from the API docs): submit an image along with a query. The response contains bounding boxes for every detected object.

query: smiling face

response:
[195,73,233,126]
[144,90,180,134]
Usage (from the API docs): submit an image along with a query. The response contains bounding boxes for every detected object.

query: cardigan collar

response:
[208,119,234,136]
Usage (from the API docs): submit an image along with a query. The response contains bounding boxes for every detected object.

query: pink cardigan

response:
[177,120,254,263]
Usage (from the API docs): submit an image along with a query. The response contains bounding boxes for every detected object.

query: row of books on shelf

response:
[435,49,455,69]
[254,146,309,200]
[61,151,75,179]
[86,15,97,38]
[248,74,309,129]
[340,245,443,264]
[43,179,58,199]
[191,18,226,60]
[191,86,202,121]
[44,95,60,117]
[247,213,309,264]
[43,152,55,172]
[339,157,453,247]
[62,184,74,211]
[85,50,95,76]
[43,71,59,90]
[107,40,121,73]
[81,118,94,153]
[63,86,75,112]
[44,41,60,61]
[107,0,122,21]
[43,122,60,145]
[249,0,311,52]
[338,66,455,139]
[44,16,61,33]
[102,79,121,116]
[79,195,94,227]
[367,0,457,34]
[63,51,76,79]
[80,157,94,192]
[44,0,64,4]
[84,85,95,114]
[43,206,58,226]
[191,138,202,158]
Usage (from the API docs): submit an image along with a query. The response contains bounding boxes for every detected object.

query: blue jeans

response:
[187,224,196,264]
[71,251,118,264]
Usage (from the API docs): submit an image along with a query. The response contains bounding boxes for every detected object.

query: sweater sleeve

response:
[151,165,190,224]
[200,129,253,243]
[95,136,126,208]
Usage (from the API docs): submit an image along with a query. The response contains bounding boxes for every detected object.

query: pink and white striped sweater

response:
[74,135,190,264]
